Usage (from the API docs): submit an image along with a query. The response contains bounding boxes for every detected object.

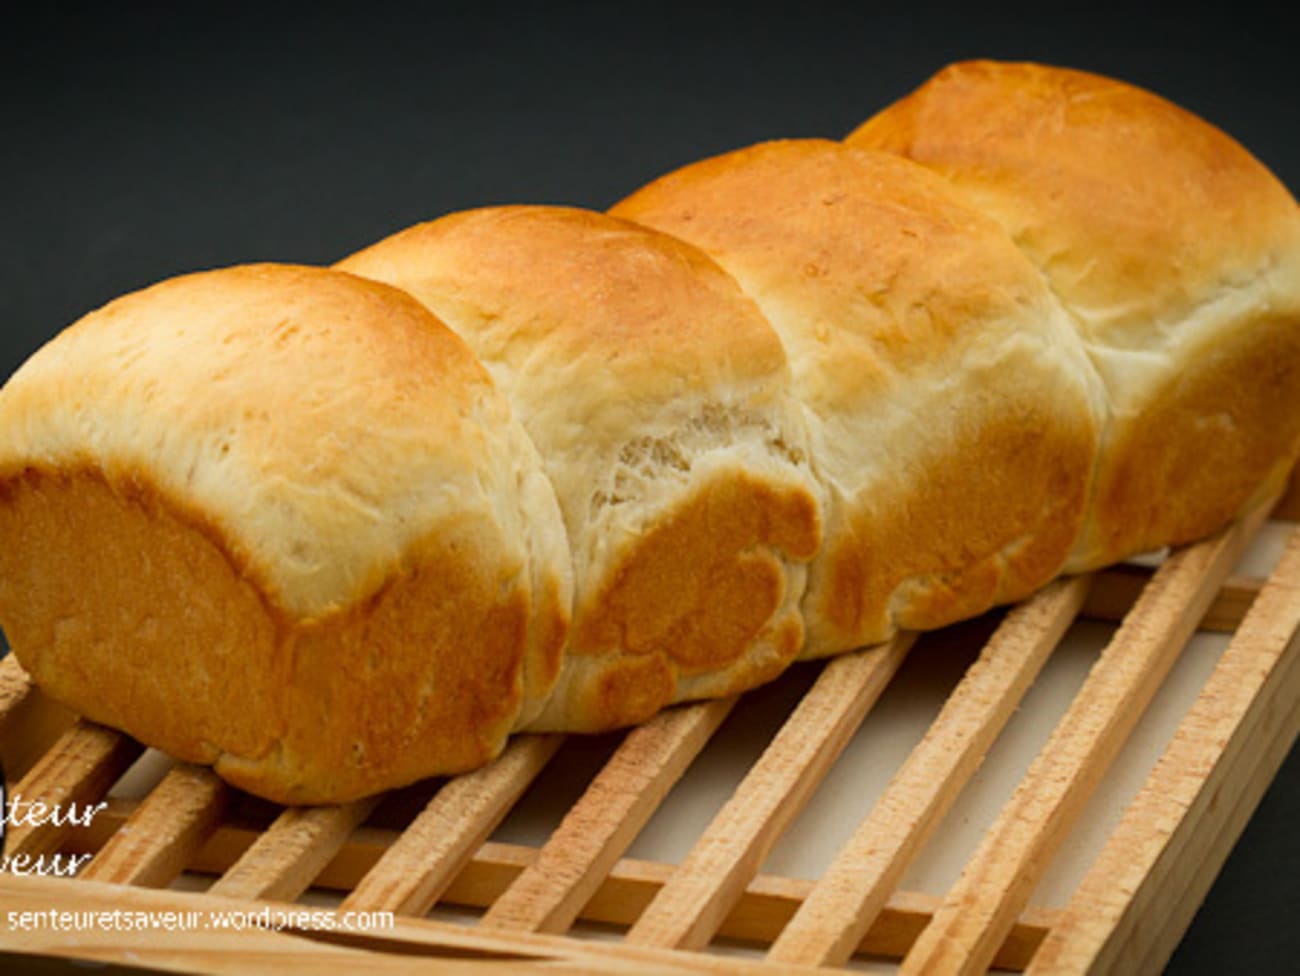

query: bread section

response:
[848,60,1300,571]
[0,264,572,803]
[338,206,822,732]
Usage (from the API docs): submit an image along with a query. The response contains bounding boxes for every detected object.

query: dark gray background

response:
[2,4,1298,971]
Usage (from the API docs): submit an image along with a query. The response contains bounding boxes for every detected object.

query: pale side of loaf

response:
[611,139,1108,657]
[0,264,573,804]
[847,60,1300,571]
[337,206,822,732]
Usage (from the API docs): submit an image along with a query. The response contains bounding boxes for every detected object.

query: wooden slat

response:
[79,762,230,887]
[4,719,142,859]
[897,505,1268,976]
[480,696,735,934]
[0,653,34,731]
[209,797,380,902]
[624,632,916,951]
[769,575,1090,967]
[341,734,563,915]
[0,655,78,780]
[1128,686,1300,976]
[1028,527,1300,975]
[1083,567,1262,633]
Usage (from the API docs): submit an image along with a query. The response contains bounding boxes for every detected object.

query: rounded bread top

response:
[338,205,794,436]
[0,263,535,619]
[847,60,1300,350]
[610,138,1087,448]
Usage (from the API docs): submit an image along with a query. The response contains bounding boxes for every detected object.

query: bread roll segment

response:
[0,264,572,803]
[849,60,1300,570]
[612,139,1107,656]
[338,206,822,732]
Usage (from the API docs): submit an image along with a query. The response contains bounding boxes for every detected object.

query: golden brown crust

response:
[4,64,1294,802]
[849,59,1300,568]
[0,467,284,767]
[575,470,818,668]
[613,140,1049,415]
[848,61,1300,336]
[816,391,1098,643]
[0,466,531,805]
[0,264,573,803]
[557,468,817,731]
[341,207,792,395]
[1087,315,1300,560]
[0,263,551,619]
[586,653,678,731]
[613,139,1105,655]
[340,205,824,731]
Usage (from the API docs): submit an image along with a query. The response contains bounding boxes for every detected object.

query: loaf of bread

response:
[0,60,1296,805]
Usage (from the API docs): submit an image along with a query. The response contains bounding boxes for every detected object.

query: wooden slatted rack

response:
[2,476,1300,974]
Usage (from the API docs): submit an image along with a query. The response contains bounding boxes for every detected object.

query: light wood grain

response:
[63,802,1056,965]
[519,849,1058,969]
[208,797,380,902]
[341,734,562,916]
[480,696,736,935]
[896,504,1269,976]
[1028,526,1300,975]
[769,575,1090,967]
[0,653,34,733]
[1127,685,1300,976]
[4,720,142,859]
[1083,567,1262,633]
[624,632,916,951]
[78,762,230,887]
[0,656,78,781]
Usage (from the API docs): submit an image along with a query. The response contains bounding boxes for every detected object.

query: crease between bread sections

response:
[0,59,1297,805]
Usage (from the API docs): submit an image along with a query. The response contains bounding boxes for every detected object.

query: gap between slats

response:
[624,631,916,951]
[767,574,1090,968]
[895,502,1269,976]
[479,695,736,935]
[1081,568,1262,633]
[340,734,563,916]
[1028,526,1300,975]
